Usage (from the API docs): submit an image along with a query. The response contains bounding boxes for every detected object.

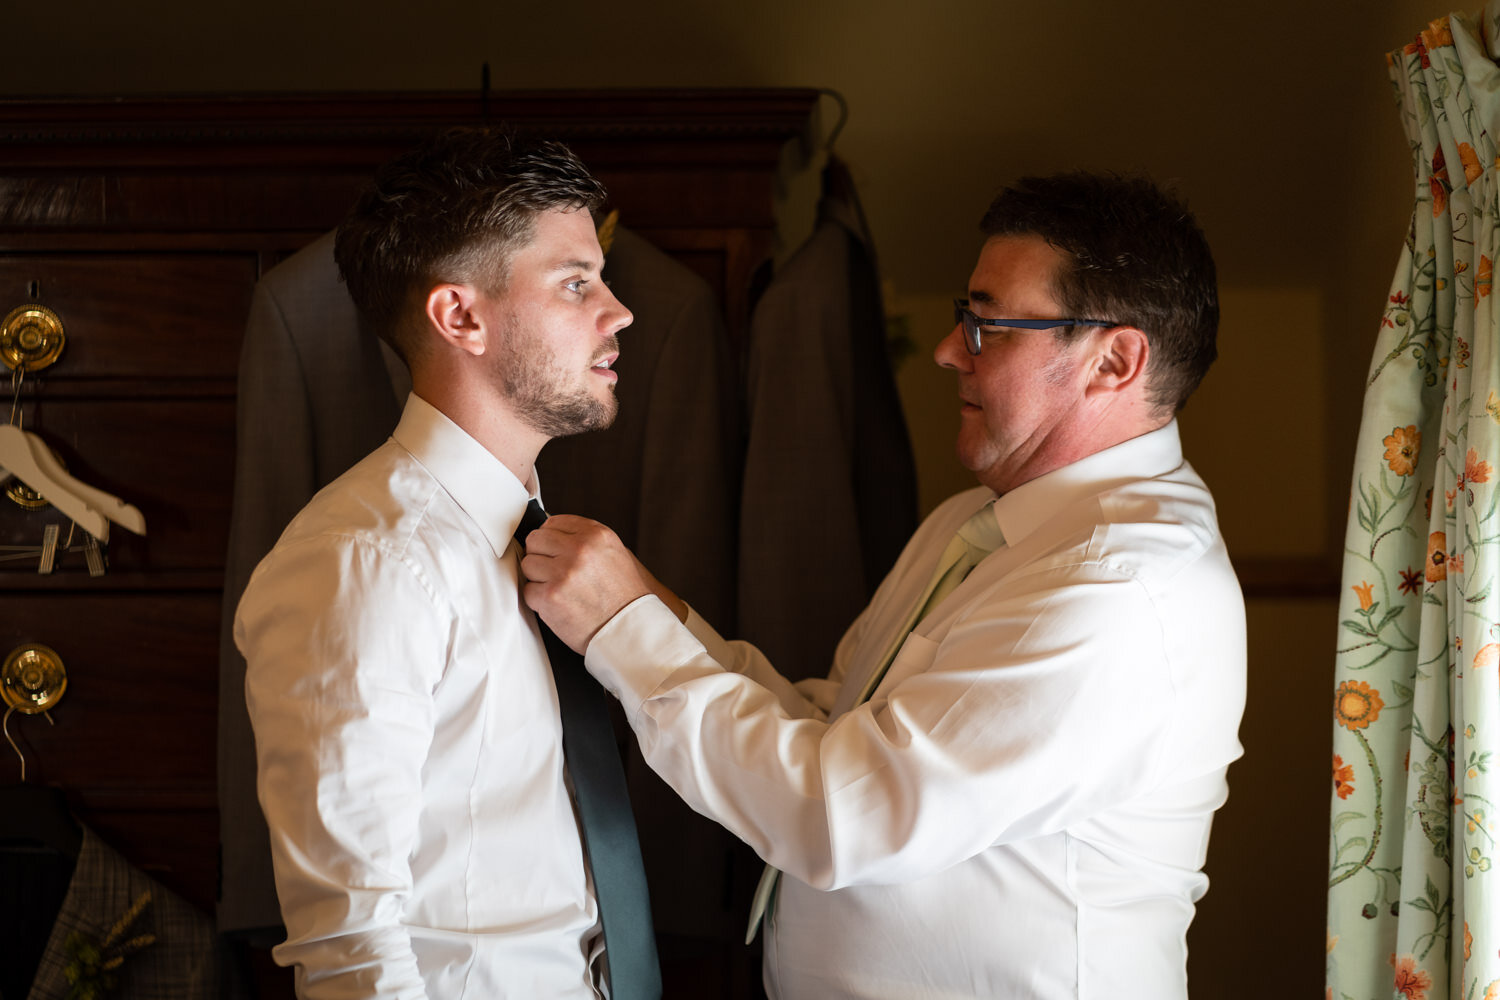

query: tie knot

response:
[515,499,548,546]
[955,500,1005,556]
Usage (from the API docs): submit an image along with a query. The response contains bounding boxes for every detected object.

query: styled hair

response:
[979,172,1219,413]
[333,127,607,363]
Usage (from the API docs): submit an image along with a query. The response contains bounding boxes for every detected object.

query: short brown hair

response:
[981,172,1218,413]
[334,127,607,363]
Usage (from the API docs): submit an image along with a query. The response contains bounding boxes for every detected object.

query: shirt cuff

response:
[586,595,715,718]
[681,604,741,677]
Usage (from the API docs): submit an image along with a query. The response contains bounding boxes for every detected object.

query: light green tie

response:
[745,500,1003,943]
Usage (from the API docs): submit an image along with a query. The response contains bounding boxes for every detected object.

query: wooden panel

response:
[0,168,782,233]
[0,253,255,377]
[0,92,816,334]
[1,590,221,908]
[0,176,103,228]
[0,592,220,786]
[0,91,818,171]
[107,174,368,233]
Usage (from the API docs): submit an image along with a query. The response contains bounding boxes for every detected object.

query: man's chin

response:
[552,397,617,438]
[586,393,619,432]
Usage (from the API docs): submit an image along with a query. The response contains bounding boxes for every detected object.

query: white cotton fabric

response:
[587,421,1246,999]
[237,394,603,1000]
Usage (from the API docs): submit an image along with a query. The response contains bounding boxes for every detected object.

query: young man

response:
[522,172,1247,998]
[235,128,646,999]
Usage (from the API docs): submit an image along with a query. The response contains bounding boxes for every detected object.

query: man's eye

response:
[565,279,587,294]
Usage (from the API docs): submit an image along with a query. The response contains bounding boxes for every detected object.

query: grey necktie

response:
[516,499,661,1000]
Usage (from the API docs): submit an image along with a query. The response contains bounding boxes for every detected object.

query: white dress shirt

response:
[236,394,603,1000]
[586,421,1246,999]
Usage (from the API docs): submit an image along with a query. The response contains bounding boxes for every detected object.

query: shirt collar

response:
[391,393,537,559]
[991,421,1184,546]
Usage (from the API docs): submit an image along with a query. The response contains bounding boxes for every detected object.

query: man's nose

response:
[934,321,971,371]
[601,285,632,335]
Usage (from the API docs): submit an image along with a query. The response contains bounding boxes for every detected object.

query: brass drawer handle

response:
[0,304,66,374]
[2,643,67,714]
[2,644,67,781]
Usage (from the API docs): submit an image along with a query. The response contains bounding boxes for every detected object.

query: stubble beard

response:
[498,327,620,439]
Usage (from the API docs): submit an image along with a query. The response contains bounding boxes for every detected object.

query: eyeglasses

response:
[952,299,1116,356]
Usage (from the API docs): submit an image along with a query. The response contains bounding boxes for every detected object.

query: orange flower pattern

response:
[1336,681,1384,731]
[1393,953,1433,999]
[1352,581,1374,610]
[1333,755,1355,799]
[1432,148,1451,218]
[1460,143,1484,185]
[1465,448,1493,487]
[1475,644,1500,673]
[1426,532,1448,582]
[1383,425,1421,475]
[1423,16,1455,48]
[1404,38,1433,69]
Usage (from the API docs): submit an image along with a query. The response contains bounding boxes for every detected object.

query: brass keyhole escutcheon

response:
[1,644,67,714]
[0,304,66,373]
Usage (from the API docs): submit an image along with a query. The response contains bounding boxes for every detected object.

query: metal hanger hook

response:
[817,88,849,150]
[3,705,25,782]
[8,366,23,429]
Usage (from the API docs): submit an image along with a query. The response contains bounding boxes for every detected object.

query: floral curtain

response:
[1328,9,1500,999]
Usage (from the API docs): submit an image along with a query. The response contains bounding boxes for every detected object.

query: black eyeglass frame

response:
[952,299,1116,356]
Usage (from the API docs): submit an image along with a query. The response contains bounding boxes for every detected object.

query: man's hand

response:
[520,515,685,652]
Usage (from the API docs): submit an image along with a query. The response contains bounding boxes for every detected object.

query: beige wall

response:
[4,0,1459,991]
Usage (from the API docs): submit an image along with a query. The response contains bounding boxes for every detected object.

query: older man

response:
[235,128,655,999]
[522,171,1246,999]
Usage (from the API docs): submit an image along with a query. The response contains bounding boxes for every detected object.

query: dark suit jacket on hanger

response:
[737,158,919,682]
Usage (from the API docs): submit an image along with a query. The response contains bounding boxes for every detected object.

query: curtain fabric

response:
[1329,9,1500,999]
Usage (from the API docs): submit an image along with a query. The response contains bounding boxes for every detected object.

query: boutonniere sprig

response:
[63,890,156,1000]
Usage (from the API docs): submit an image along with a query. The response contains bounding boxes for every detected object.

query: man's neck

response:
[984,409,1172,496]
[411,375,547,488]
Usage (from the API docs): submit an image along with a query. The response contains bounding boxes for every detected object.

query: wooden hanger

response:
[0,424,145,542]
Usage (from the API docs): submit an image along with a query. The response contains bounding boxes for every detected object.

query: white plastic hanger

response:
[0,424,146,542]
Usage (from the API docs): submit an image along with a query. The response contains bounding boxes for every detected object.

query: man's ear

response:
[1086,325,1150,398]
[424,283,487,357]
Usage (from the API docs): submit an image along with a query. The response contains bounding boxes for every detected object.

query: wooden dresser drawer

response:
[0,252,255,378]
